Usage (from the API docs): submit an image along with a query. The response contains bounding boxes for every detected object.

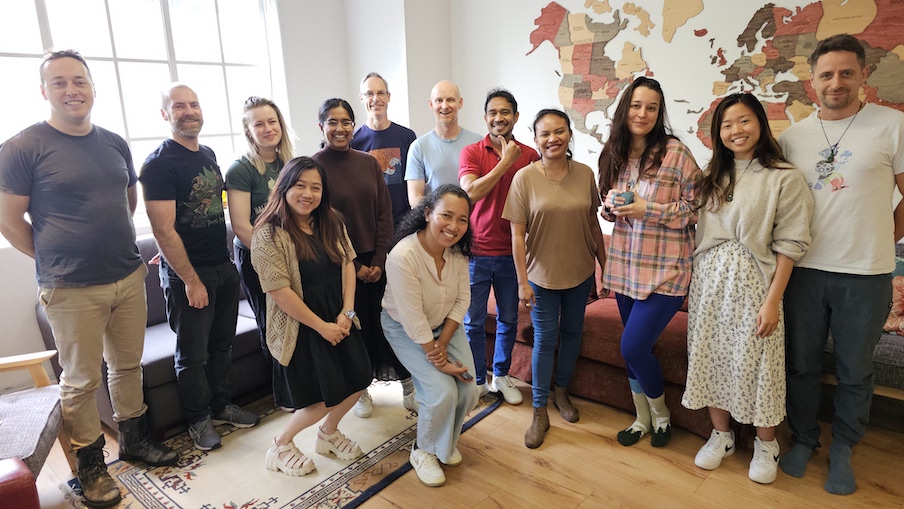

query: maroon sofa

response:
[484,235,713,439]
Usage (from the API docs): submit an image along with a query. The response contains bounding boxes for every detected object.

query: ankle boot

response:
[76,435,122,509]
[552,384,579,423]
[524,406,550,449]
[646,394,672,447]
[119,413,179,466]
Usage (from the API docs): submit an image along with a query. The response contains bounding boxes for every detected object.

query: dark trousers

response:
[784,268,892,448]
[160,259,241,424]
[234,244,271,363]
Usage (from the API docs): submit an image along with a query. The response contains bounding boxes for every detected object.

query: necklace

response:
[727,159,755,202]
[540,159,571,181]
[818,102,862,163]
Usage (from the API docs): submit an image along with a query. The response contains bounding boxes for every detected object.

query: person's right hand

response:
[604,189,623,210]
[518,284,535,309]
[185,280,209,309]
[436,358,473,383]
[319,322,350,346]
[498,135,522,165]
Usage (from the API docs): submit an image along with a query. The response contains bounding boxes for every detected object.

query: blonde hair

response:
[242,96,295,175]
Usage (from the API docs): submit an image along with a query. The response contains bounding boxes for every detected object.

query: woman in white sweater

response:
[681,93,813,484]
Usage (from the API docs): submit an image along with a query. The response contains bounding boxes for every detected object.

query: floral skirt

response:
[681,241,785,427]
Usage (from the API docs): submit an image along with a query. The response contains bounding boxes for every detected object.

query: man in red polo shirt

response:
[458,88,539,405]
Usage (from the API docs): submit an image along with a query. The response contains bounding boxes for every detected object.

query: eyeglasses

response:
[362,91,388,99]
[325,119,354,128]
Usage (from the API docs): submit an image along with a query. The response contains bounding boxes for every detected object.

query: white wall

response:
[0,248,44,390]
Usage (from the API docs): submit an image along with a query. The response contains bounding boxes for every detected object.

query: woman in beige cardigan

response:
[251,156,372,476]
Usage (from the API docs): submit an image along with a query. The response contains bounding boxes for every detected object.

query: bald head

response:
[161,83,203,140]
[429,80,463,129]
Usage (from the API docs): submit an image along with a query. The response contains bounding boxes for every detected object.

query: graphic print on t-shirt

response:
[180,165,226,228]
[367,147,403,185]
[812,147,850,192]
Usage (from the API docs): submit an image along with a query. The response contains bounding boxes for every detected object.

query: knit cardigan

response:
[250,223,356,366]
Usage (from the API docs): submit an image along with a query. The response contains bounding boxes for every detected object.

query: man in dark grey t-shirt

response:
[0,50,176,509]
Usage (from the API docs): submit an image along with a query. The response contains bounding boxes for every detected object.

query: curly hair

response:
[393,184,473,257]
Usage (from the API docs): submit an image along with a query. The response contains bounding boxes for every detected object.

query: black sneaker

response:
[211,404,260,428]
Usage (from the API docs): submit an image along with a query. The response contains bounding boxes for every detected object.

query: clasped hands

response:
[604,189,647,220]
[320,314,353,346]
[356,264,383,283]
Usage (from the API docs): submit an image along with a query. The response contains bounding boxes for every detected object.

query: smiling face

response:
[285,167,323,221]
[320,106,354,151]
[163,86,204,139]
[533,113,571,161]
[360,76,390,119]
[811,50,866,119]
[429,81,463,128]
[626,86,660,142]
[422,193,470,254]
[485,96,518,139]
[41,57,95,130]
[719,103,761,161]
[246,105,282,153]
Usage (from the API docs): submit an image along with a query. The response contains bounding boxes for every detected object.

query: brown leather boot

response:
[76,435,122,509]
[552,384,579,423]
[524,406,550,449]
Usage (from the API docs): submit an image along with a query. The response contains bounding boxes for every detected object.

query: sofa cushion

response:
[824,332,904,392]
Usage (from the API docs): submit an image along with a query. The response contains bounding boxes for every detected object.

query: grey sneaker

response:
[212,404,259,429]
[189,416,222,451]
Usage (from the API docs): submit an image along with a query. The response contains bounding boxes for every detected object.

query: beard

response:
[171,116,203,138]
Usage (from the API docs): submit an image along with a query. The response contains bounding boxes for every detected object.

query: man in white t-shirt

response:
[406,80,482,207]
[778,34,904,495]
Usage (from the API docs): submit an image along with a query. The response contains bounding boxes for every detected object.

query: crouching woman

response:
[381,184,479,487]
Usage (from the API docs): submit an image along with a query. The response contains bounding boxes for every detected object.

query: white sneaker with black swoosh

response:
[695,429,735,470]
[748,437,780,484]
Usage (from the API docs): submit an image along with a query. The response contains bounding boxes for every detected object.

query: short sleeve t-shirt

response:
[502,160,600,290]
[140,139,229,267]
[225,155,281,249]
[0,122,141,287]
[406,129,482,195]
[351,122,417,225]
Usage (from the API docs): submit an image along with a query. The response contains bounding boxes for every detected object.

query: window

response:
[0,0,277,232]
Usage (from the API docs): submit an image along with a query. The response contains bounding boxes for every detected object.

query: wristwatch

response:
[344,309,357,320]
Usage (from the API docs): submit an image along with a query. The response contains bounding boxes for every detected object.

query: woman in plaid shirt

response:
[598,77,702,448]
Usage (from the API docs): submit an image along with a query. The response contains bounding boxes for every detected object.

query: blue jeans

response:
[381,311,479,464]
[160,259,241,424]
[464,255,519,384]
[784,268,892,448]
[529,276,594,408]
[615,293,686,398]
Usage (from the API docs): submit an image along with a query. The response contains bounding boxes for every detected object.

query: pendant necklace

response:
[727,159,755,202]
[540,159,571,181]
[818,102,862,163]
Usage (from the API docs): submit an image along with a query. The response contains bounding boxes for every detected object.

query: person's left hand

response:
[611,194,648,219]
[366,266,383,283]
[336,313,352,332]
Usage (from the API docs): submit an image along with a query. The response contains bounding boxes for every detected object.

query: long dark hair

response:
[532,109,573,159]
[393,184,473,257]
[597,76,676,195]
[254,156,351,263]
[696,93,791,212]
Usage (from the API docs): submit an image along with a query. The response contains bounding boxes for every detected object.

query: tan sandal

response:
[315,428,363,460]
[266,439,315,476]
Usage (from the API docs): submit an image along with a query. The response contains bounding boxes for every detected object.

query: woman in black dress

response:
[251,156,372,476]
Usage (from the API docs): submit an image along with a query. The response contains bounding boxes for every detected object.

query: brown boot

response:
[76,435,122,509]
[552,385,579,423]
[524,406,550,449]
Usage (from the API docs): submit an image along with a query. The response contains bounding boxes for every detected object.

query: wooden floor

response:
[37,384,904,509]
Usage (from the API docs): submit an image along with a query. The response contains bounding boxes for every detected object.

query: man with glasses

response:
[0,49,177,509]
[140,83,259,453]
[406,80,482,207]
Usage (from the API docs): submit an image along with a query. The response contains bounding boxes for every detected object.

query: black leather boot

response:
[119,414,179,466]
[76,435,122,509]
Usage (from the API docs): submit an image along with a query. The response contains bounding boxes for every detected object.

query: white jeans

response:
[381,311,479,463]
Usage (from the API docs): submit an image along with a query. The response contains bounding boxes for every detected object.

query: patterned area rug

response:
[62,381,502,508]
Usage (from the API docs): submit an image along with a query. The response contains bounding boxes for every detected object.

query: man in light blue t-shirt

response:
[405,80,482,207]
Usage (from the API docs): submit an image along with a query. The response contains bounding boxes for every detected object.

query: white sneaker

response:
[490,374,523,405]
[353,389,373,418]
[442,447,462,467]
[748,437,780,484]
[403,387,418,414]
[410,444,445,486]
[695,429,735,470]
[477,383,489,398]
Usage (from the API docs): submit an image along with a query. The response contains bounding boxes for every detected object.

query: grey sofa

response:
[36,225,271,438]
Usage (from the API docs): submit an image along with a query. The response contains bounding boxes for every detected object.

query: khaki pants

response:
[40,265,149,450]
